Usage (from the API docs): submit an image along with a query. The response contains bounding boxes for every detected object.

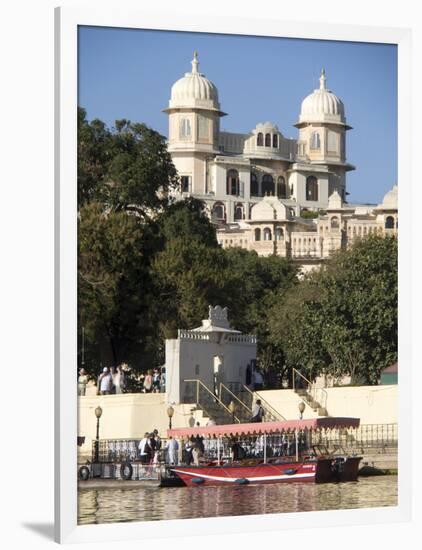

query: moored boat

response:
[165,417,362,487]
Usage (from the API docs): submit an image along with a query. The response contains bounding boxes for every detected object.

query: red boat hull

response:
[169,457,361,486]
[170,459,319,486]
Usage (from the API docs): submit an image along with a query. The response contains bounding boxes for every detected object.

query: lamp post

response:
[167,405,174,430]
[295,402,305,462]
[94,405,103,463]
[228,400,236,423]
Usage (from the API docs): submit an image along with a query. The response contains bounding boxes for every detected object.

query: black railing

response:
[219,383,252,423]
[312,423,398,450]
[183,379,240,424]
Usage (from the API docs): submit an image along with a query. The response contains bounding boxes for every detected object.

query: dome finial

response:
[319,68,326,90]
[191,50,199,74]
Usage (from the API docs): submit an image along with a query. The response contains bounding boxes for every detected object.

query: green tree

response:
[154,197,218,250]
[77,110,178,214]
[78,107,112,207]
[150,239,228,341]
[78,202,154,373]
[269,235,398,385]
[102,120,178,215]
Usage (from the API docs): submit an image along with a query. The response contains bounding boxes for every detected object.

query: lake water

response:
[78,475,397,525]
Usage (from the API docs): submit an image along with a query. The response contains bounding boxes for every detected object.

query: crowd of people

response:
[77,365,166,396]
[138,368,165,393]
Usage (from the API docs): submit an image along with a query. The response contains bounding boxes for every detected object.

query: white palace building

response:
[164,52,397,271]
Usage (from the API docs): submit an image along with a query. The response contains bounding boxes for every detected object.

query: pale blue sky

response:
[78,26,397,204]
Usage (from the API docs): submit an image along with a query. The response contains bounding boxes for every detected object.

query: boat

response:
[164,417,362,487]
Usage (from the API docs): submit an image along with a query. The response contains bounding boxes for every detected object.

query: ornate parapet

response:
[225,333,257,344]
[177,329,256,345]
[178,330,211,341]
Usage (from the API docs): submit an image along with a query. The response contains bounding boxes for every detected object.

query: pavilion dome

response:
[168,51,221,111]
[378,185,398,209]
[298,70,346,125]
[250,196,290,221]
[327,190,343,210]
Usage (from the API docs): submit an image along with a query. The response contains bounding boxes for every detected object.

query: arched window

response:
[234,204,244,220]
[306,176,318,201]
[331,216,339,229]
[385,216,394,229]
[257,132,263,146]
[272,134,278,148]
[277,176,287,198]
[227,169,239,196]
[179,118,192,139]
[327,131,337,152]
[250,172,259,196]
[254,228,261,241]
[275,227,283,240]
[265,133,271,147]
[262,174,274,196]
[310,132,320,150]
[212,202,225,222]
[263,228,272,241]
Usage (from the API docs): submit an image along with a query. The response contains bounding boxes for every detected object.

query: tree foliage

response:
[268,235,398,384]
[77,110,397,388]
[77,108,178,213]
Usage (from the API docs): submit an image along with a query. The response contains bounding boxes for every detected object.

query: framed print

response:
[55,6,411,544]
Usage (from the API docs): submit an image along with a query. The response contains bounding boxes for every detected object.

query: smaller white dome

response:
[327,190,343,210]
[298,70,345,125]
[250,196,289,221]
[378,185,398,209]
[168,52,220,111]
[255,121,280,134]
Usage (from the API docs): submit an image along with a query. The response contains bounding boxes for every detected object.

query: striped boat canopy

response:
[167,417,360,438]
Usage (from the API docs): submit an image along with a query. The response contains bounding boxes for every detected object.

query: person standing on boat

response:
[250,399,265,423]
[165,436,179,465]
[194,424,205,454]
[184,438,194,465]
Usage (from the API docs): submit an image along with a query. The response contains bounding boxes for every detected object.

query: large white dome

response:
[298,70,346,125]
[168,52,221,111]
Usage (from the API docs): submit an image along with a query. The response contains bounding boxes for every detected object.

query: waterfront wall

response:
[78,393,204,459]
[258,385,397,425]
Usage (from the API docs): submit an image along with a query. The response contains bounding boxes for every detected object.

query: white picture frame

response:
[55,6,411,543]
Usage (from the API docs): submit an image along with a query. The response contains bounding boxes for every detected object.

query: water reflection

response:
[78,476,398,525]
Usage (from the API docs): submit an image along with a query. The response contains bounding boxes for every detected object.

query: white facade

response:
[217,186,398,272]
[164,54,354,223]
[165,305,257,404]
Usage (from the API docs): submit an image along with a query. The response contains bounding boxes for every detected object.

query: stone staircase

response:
[292,368,329,417]
[183,379,240,425]
[295,387,328,416]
